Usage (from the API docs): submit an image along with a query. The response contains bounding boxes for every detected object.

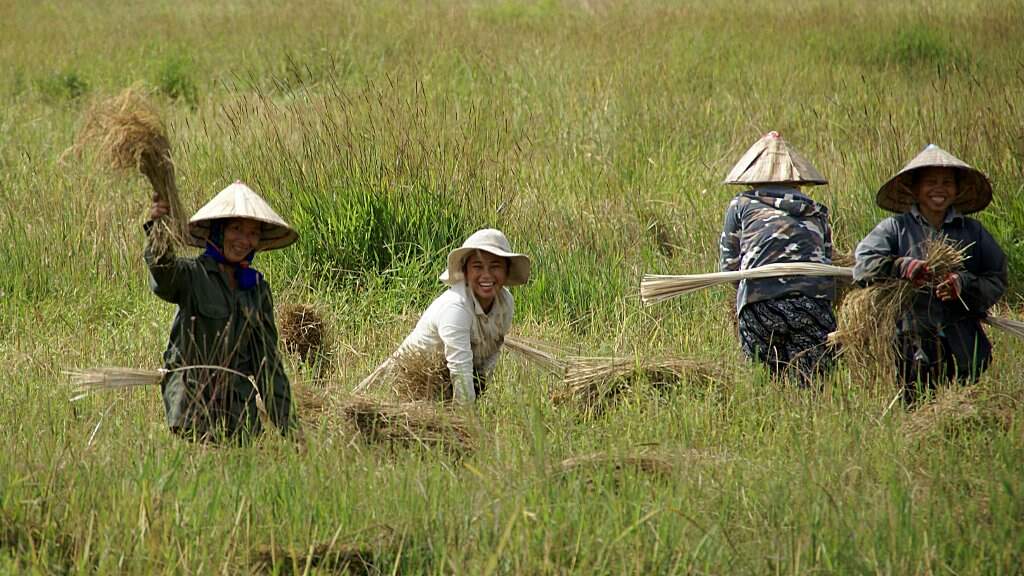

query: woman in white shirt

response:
[356,228,530,404]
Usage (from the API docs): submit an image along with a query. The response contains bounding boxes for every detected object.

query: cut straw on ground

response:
[554,355,727,411]
[641,262,853,305]
[338,395,477,453]
[250,525,393,575]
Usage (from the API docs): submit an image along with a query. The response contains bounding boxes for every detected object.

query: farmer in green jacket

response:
[146,181,297,442]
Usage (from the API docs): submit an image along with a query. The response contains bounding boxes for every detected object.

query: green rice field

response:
[1,1,1023,573]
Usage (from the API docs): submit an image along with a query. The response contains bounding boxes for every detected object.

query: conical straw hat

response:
[439,228,531,287]
[876,144,992,214]
[188,181,298,251]
[723,131,828,186]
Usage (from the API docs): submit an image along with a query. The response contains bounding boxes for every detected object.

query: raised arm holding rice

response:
[147,181,298,442]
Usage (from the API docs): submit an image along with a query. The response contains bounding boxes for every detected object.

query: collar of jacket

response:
[909,204,964,227]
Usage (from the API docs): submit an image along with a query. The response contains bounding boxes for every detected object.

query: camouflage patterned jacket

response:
[719,185,835,314]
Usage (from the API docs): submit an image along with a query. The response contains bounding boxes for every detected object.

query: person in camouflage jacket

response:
[718,132,839,385]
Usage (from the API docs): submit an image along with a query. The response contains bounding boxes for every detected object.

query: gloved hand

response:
[935,273,962,302]
[894,257,931,287]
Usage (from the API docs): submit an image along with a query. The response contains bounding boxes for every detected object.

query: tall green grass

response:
[1,0,1023,573]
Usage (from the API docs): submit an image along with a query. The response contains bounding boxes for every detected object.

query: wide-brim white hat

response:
[188,181,298,251]
[439,228,530,286]
[876,144,992,214]
[723,131,828,186]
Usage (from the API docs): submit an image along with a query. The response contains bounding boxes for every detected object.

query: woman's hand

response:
[149,192,170,221]
[935,273,962,302]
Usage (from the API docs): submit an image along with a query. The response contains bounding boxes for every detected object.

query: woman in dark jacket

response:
[854,144,1008,401]
[146,181,297,442]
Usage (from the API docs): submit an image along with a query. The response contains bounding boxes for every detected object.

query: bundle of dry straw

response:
[504,336,726,411]
[829,239,967,380]
[339,396,477,453]
[641,262,853,305]
[503,335,568,375]
[64,88,189,257]
[557,447,731,477]
[278,303,329,368]
[902,385,1019,442]
[251,525,393,575]
[554,355,726,411]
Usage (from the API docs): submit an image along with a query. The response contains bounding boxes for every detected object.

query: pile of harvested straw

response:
[903,385,1019,441]
[641,262,853,305]
[340,396,476,453]
[831,239,967,380]
[388,351,454,402]
[251,526,393,575]
[65,88,189,257]
[557,447,731,477]
[553,355,726,411]
[279,303,329,367]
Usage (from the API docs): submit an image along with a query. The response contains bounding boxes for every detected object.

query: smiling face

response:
[912,167,958,219]
[464,250,508,309]
[221,218,262,263]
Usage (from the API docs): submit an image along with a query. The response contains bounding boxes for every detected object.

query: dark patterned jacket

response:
[719,186,835,314]
[853,206,1007,370]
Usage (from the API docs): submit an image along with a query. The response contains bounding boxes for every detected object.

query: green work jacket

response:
[145,228,291,440]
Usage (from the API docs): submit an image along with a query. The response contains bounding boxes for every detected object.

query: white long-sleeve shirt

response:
[391,283,514,404]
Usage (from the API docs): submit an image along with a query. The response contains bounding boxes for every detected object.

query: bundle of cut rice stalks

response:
[829,239,967,381]
[553,355,727,412]
[63,88,189,258]
[557,447,732,478]
[278,303,331,373]
[65,366,336,432]
[251,525,394,575]
[902,385,1019,442]
[339,395,477,453]
[641,262,853,305]
[984,315,1024,341]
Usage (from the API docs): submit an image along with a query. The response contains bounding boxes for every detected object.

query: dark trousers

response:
[738,295,837,386]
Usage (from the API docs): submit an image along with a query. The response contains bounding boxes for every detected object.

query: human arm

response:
[437,301,476,405]
[144,194,188,303]
[853,217,902,282]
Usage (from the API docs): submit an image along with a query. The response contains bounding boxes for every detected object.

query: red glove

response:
[894,257,931,287]
[935,273,962,302]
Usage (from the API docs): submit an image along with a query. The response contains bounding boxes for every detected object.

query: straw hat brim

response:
[440,246,531,286]
[876,166,992,214]
[188,218,299,251]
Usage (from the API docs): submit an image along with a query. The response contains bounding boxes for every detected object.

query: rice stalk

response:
[503,335,568,375]
[64,87,189,257]
[641,262,853,305]
[830,239,968,382]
